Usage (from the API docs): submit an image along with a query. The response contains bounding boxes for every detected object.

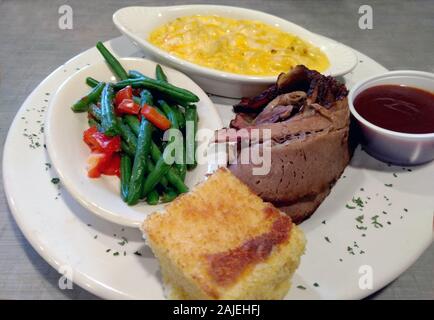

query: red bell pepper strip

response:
[140,104,171,130]
[83,126,121,154]
[101,153,121,177]
[86,152,111,178]
[114,85,133,107]
[116,98,141,115]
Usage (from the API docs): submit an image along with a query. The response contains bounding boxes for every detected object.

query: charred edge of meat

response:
[233,65,348,114]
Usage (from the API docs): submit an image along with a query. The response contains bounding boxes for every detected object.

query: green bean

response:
[126,119,153,205]
[155,64,168,82]
[71,82,105,113]
[113,78,199,103]
[89,104,102,121]
[141,154,172,197]
[159,100,187,178]
[96,41,128,80]
[146,190,160,205]
[146,159,169,188]
[159,100,179,129]
[120,155,132,202]
[86,77,100,88]
[124,114,140,135]
[150,142,188,194]
[117,118,137,152]
[173,105,185,130]
[128,70,148,79]
[161,188,178,203]
[185,104,198,170]
[100,83,119,136]
[140,89,154,106]
[121,141,135,157]
[88,118,99,128]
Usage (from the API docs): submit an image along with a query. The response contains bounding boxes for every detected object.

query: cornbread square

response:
[142,168,306,300]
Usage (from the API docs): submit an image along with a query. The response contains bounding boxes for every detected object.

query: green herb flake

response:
[346,204,356,209]
[352,197,364,208]
[106,249,111,253]
[404,208,408,212]
[324,236,331,243]
[393,173,398,178]
[296,285,306,290]
[355,215,364,224]
[313,283,320,287]
[93,235,98,239]
[51,178,60,184]
[113,252,119,256]
[321,220,326,225]
[382,211,388,215]
[371,215,384,228]
[356,225,367,230]
[347,246,355,255]
[133,251,142,256]
[385,183,393,187]
[360,188,364,191]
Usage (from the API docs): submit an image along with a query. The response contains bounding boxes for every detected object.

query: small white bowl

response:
[45,57,222,227]
[113,5,357,98]
[348,70,434,165]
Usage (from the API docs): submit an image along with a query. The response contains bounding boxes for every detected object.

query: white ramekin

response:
[348,70,434,165]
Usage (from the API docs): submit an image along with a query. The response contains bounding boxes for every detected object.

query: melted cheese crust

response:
[149,15,330,76]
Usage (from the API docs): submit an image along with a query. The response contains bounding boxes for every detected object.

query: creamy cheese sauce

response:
[149,15,330,76]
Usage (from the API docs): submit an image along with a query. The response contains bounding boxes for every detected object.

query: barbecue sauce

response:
[354,85,434,134]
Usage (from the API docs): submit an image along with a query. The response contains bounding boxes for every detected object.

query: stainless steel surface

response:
[0,0,433,300]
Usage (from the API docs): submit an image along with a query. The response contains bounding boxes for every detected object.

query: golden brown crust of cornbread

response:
[206,209,292,286]
[143,168,300,299]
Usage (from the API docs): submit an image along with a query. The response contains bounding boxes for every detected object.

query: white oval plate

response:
[3,37,433,299]
[45,57,222,228]
[113,5,358,98]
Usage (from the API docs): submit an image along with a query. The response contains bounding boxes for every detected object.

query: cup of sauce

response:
[348,71,434,165]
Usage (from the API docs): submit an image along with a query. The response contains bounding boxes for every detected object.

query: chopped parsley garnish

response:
[360,188,364,191]
[106,249,111,253]
[352,197,364,208]
[296,285,306,290]
[384,183,393,187]
[324,236,331,243]
[404,208,408,212]
[133,251,142,256]
[356,225,367,230]
[346,204,356,209]
[313,283,319,287]
[371,215,383,228]
[393,173,398,177]
[93,235,98,239]
[51,178,60,184]
[347,247,355,255]
[322,220,326,225]
[113,252,119,256]
[355,215,364,224]
[382,211,388,215]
